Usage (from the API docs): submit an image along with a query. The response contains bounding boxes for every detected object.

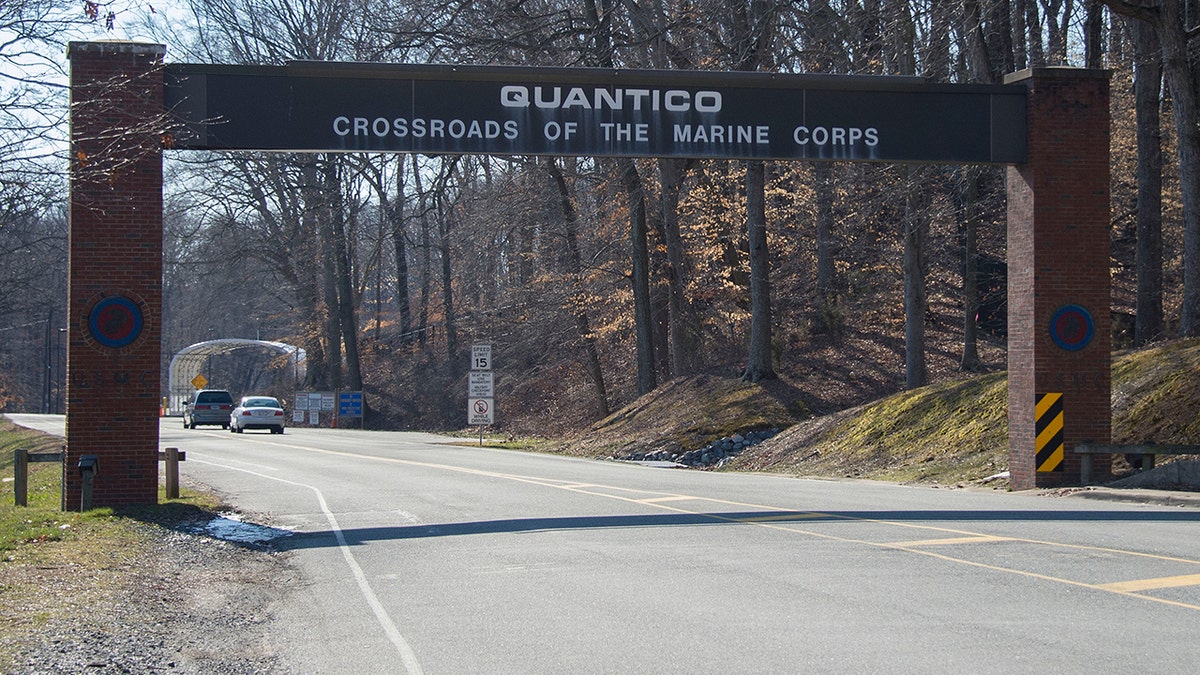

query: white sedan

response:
[229,396,286,434]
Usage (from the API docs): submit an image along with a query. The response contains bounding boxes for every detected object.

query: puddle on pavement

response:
[197,511,293,545]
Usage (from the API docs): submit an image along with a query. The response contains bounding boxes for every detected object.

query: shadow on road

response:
[275,508,1200,550]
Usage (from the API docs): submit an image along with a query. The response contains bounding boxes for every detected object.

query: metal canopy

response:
[166,339,306,414]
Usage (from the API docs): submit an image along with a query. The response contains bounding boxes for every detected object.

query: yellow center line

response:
[211,437,1200,612]
[884,535,1011,548]
[735,513,830,522]
[1097,574,1200,593]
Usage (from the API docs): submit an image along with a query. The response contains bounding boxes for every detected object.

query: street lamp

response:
[55,327,66,414]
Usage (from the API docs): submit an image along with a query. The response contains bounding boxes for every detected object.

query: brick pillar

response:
[66,42,166,509]
[1005,68,1111,489]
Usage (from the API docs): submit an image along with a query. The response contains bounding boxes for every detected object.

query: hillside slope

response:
[554,339,1200,487]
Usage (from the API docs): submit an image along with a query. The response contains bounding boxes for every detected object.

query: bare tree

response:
[1132,18,1164,345]
[546,158,610,416]
[1101,1,1200,337]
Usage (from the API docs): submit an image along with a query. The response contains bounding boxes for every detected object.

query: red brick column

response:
[65,42,166,509]
[1006,68,1111,489]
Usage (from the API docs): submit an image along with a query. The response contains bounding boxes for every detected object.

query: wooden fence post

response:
[14,448,28,507]
[164,447,180,500]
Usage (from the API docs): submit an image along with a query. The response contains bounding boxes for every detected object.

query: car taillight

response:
[274,411,284,416]
[221,404,232,410]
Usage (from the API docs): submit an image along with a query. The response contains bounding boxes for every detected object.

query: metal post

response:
[1079,454,1093,485]
[42,309,52,414]
[78,455,98,511]
[80,471,94,510]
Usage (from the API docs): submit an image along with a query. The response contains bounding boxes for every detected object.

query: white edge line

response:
[191,457,424,675]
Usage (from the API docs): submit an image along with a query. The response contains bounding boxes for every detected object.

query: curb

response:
[1061,486,1200,508]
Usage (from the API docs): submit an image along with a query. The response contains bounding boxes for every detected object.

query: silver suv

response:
[184,389,234,429]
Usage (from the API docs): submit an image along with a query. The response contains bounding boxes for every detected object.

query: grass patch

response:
[0,422,71,551]
[730,373,1009,485]
[0,418,225,669]
[442,430,556,452]
[732,339,1200,485]
[1112,338,1200,444]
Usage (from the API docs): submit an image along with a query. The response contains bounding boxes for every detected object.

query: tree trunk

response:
[1085,0,1104,69]
[621,158,657,395]
[648,207,672,382]
[305,158,343,391]
[959,167,982,371]
[546,158,610,417]
[903,166,928,389]
[1026,0,1044,67]
[437,196,459,380]
[326,158,363,391]
[1134,18,1164,345]
[1012,0,1028,71]
[413,159,432,348]
[659,157,698,378]
[963,0,996,83]
[742,161,776,382]
[813,162,838,335]
[1156,2,1200,336]
[392,157,414,343]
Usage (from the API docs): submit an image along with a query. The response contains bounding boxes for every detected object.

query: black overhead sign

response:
[163,62,1027,164]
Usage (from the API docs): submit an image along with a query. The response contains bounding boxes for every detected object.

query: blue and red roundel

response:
[1048,304,1094,352]
[88,296,144,349]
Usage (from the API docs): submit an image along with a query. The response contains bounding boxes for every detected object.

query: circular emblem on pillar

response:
[83,293,148,351]
[1049,304,1094,352]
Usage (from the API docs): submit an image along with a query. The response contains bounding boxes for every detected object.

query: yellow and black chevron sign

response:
[1036,392,1065,472]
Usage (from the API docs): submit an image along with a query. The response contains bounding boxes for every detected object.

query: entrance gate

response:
[65,41,1109,508]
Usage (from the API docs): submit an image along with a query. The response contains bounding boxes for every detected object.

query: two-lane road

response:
[10,414,1200,673]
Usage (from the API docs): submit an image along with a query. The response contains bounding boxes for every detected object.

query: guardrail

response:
[1075,443,1200,485]
[12,447,187,508]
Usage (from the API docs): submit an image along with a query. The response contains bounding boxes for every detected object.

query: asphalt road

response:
[10,414,1200,673]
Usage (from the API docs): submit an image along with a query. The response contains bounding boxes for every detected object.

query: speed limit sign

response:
[471,344,492,371]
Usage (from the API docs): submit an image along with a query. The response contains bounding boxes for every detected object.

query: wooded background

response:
[0,1,1192,435]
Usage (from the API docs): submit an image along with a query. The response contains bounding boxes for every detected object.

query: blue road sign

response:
[338,391,363,418]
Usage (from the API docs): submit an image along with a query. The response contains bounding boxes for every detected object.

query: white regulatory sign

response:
[468,397,494,425]
[471,344,492,371]
[468,371,494,398]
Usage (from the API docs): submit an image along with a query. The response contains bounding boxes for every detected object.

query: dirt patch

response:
[2,519,295,674]
[551,374,801,460]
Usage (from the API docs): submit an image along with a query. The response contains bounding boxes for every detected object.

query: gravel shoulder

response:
[3,513,296,674]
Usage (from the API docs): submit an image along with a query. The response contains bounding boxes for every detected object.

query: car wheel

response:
[278,428,284,434]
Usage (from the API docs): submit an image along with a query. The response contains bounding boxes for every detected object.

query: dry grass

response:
[550,339,1200,489]
[551,374,800,459]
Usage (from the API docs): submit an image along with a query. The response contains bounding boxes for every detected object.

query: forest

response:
[0,0,1194,437]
